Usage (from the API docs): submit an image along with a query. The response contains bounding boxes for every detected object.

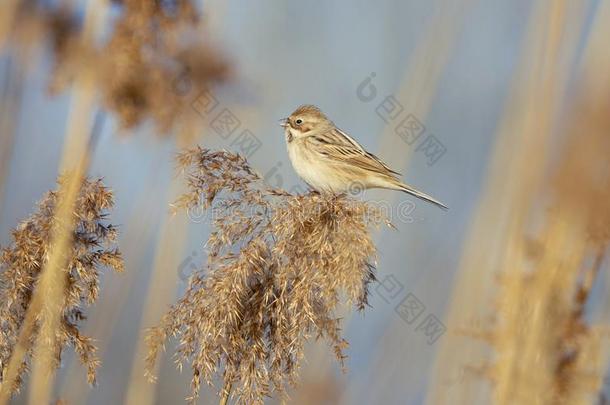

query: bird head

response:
[280,105,333,140]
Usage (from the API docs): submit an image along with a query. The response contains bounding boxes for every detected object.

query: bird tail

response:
[395,182,448,210]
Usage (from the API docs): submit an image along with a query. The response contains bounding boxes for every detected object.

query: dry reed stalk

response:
[124,134,195,405]
[0,176,123,402]
[490,3,609,404]
[496,214,586,404]
[0,1,110,402]
[580,0,610,101]
[425,1,587,404]
[26,56,101,405]
[59,170,165,404]
[0,83,93,405]
[26,176,81,405]
[488,88,610,403]
[491,2,570,402]
[0,1,104,402]
[219,391,230,405]
[0,0,19,49]
[145,148,386,404]
[0,56,25,214]
[530,11,610,395]
[2,0,229,401]
[0,305,36,403]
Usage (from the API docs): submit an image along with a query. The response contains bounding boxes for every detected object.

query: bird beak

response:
[279,118,288,128]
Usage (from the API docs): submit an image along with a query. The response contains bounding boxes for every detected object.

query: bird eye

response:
[295,119,303,125]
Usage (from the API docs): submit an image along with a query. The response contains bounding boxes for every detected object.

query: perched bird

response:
[280,105,448,210]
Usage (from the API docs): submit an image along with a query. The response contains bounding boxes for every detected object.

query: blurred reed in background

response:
[0,0,230,404]
[427,1,610,405]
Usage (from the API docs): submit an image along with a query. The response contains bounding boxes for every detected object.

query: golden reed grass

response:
[0,56,24,216]
[0,176,123,399]
[424,1,570,401]
[1,0,229,403]
[59,173,164,404]
[490,73,610,404]
[143,148,388,404]
[22,1,110,402]
[427,1,609,404]
[2,0,230,135]
[0,0,106,401]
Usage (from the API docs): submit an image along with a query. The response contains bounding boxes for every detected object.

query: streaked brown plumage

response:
[281,105,448,210]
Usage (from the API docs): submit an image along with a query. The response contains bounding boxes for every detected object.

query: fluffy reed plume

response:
[0,0,77,56]
[3,0,230,135]
[542,90,610,403]
[51,0,231,133]
[0,176,123,397]
[145,148,387,404]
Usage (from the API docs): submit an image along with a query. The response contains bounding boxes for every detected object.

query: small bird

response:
[280,105,448,210]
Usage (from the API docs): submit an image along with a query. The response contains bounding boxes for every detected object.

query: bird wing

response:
[306,128,401,177]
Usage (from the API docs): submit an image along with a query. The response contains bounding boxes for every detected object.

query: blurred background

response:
[1,0,609,404]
